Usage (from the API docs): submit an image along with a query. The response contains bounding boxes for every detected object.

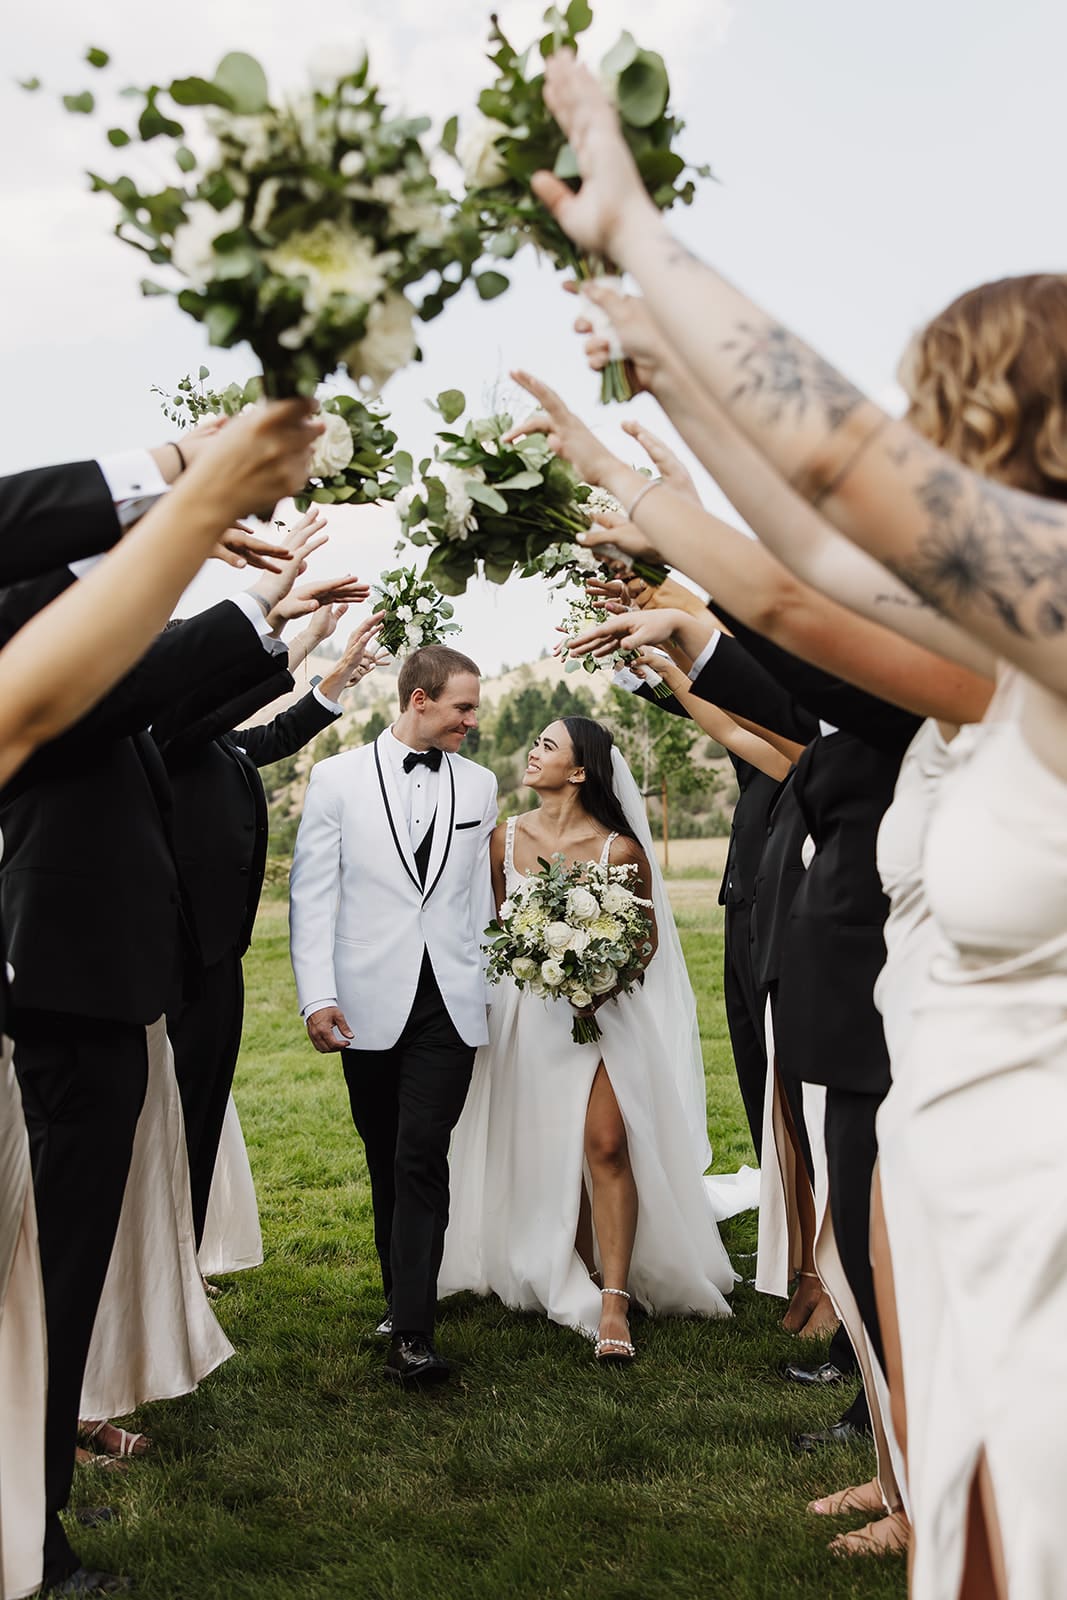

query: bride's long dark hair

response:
[561,716,639,843]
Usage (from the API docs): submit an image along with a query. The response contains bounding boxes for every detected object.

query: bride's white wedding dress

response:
[440,761,738,1338]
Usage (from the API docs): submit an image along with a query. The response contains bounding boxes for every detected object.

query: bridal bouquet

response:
[40,45,481,396]
[371,567,461,656]
[447,6,711,402]
[391,391,595,594]
[558,595,672,698]
[485,853,653,1044]
[155,369,399,509]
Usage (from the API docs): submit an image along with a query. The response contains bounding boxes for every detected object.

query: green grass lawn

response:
[70,888,904,1600]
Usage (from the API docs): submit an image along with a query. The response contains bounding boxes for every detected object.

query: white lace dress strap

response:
[599,831,619,867]
[504,814,519,883]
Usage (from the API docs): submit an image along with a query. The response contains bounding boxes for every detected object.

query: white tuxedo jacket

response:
[289,733,498,1050]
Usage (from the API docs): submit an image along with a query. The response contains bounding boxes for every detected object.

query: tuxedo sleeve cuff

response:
[229,593,289,655]
[97,450,170,528]
[688,631,721,682]
[300,998,337,1021]
[312,684,344,715]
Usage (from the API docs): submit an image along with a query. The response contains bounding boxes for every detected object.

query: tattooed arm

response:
[509,371,992,726]
[537,52,1067,696]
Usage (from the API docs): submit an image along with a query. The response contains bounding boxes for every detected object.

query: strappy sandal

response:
[829,1510,910,1557]
[594,1287,635,1364]
[75,1446,128,1473]
[77,1420,152,1459]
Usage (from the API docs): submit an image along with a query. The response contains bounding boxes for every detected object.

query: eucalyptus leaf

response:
[440,113,458,156]
[616,50,669,128]
[170,75,234,109]
[175,145,197,173]
[494,469,544,490]
[600,31,639,79]
[465,480,509,514]
[86,48,110,68]
[436,389,466,424]
[213,51,268,114]
[107,127,130,147]
[482,558,515,584]
[475,270,509,301]
[553,143,580,180]
[18,77,41,92]
[204,301,242,345]
[62,91,94,114]
[391,451,414,487]
[565,0,593,34]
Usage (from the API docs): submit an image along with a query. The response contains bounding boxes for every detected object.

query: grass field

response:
[69,887,904,1600]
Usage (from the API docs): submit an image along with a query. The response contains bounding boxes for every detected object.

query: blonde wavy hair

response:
[900,273,1067,499]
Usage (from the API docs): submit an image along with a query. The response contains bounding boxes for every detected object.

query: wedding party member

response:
[160,607,384,1246]
[290,645,497,1386]
[0,402,319,1598]
[0,405,321,1597]
[440,716,736,1359]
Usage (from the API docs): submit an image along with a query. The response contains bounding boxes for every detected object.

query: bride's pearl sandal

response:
[595,1287,635,1364]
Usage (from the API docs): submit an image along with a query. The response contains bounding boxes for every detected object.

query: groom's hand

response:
[306,1006,354,1053]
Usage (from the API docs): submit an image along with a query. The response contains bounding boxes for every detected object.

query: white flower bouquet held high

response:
[446,5,712,403]
[34,46,483,397]
[558,594,672,698]
[390,390,598,595]
[154,368,400,512]
[371,567,461,656]
[485,853,653,1044]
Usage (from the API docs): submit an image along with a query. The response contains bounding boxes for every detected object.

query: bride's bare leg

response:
[777,1077,836,1335]
[584,1062,638,1349]
[575,1181,597,1277]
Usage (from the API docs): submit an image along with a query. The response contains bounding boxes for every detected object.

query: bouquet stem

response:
[571,1013,603,1045]
[649,679,674,700]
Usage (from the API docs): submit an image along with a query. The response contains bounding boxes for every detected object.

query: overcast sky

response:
[5,0,1065,672]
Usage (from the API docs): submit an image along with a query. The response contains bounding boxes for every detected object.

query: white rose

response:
[266,219,398,314]
[170,198,245,287]
[393,484,418,521]
[250,176,283,235]
[541,958,566,988]
[344,291,417,393]
[457,115,510,189]
[396,605,414,622]
[441,464,483,539]
[405,623,424,647]
[544,921,574,953]
[511,956,538,981]
[415,596,433,614]
[339,149,366,178]
[588,965,618,995]
[566,886,600,923]
[569,987,593,1010]
[529,979,548,999]
[600,884,632,915]
[308,409,355,478]
[569,927,591,958]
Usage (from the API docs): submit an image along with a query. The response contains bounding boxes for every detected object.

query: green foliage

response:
[310,724,341,765]
[371,567,461,656]
[360,709,388,744]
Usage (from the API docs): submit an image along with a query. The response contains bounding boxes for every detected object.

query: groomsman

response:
[159,621,381,1243]
[0,563,291,1593]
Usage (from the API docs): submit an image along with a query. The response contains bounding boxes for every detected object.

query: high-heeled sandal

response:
[77,1420,152,1458]
[595,1287,635,1364]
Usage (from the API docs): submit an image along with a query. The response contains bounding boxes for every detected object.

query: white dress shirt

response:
[688,630,722,682]
[385,727,441,852]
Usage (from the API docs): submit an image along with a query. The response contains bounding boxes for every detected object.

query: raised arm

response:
[537,52,1067,696]
[636,655,793,781]
[0,402,319,788]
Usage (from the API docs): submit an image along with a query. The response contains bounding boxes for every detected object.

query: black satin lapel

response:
[423,756,456,903]
[374,739,422,893]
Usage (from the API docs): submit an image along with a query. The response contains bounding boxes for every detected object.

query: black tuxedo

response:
[0,575,282,1587]
[160,678,341,1240]
[0,461,121,583]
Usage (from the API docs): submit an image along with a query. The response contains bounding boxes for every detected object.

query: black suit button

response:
[238,866,249,876]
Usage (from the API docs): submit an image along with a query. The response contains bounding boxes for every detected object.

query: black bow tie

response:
[403,748,443,774]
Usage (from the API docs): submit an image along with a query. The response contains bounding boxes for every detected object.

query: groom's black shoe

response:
[791,1419,871,1452]
[385,1333,450,1386]
[781,1360,848,1387]
[374,1309,393,1339]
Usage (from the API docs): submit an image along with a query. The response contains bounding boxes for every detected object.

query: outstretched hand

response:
[533,53,654,261]
[212,526,292,573]
[568,281,675,398]
[246,507,330,615]
[504,369,622,488]
[561,605,683,661]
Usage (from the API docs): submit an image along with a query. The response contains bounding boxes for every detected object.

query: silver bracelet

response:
[626,477,663,520]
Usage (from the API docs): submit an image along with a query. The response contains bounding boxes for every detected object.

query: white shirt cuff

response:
[688,631,722,682]
[612,667,644,693]
[97,450,170,529]
[313,684,343,715]
[98,449,169,503]
[229,593,288,655]
[301,998,337,1022]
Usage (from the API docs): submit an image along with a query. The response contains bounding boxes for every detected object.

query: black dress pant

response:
[169,947,245,1247]
[823,1085,886,1373]
[341,952,474,1337]
[12,1009,148,1586]
[722,900,767,1157]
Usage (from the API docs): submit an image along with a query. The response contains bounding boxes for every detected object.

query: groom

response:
[289,644,497,1384]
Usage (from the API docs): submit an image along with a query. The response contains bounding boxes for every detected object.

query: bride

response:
[440,714,736,1360]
